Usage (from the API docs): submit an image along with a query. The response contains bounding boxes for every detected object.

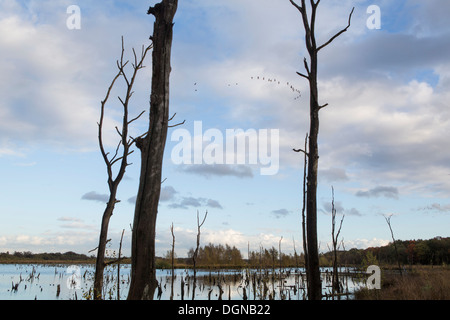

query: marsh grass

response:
[354,265,450,300]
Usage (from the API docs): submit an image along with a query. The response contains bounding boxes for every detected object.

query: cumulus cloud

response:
[81,191,109,203]
[160,186,178,202]
[57,217,96,230]
[320,167,349,183]
[127,185,224,210]
[180,164,254,179]
[271,208,291,219]
[321,201,362,217]
[345,238,390,250]
[355,186,399,199]
[172,1,450,197]
[207,199,223,209]
[154,226,293,257]
[0,232,99,254]
[168,196,223,210]
[0,1,153,152]
[418,203,450,213]
[127,196,137,204]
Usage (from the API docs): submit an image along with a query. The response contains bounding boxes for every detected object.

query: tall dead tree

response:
[170,223,175,300]
[330,186,344,297]
[127,0,178,300]
[94,37,151,300]
[385,214,403,276]
[299,134,309,281]
[192,210,208,300]
[290,0,354,300]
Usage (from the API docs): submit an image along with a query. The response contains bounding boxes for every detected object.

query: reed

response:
[354,265,450,300]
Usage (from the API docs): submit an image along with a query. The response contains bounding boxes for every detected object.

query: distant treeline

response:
[0,251,96,263]
[1,236,448,267]
[166,237,450,268]
[338,236,450,266]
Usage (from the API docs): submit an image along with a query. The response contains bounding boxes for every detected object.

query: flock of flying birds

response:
[193,75,302,100]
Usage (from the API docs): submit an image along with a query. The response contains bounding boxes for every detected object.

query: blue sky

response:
[1,0,449,257]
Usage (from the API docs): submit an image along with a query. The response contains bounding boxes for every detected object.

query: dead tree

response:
[330,186,344,297]
[114,229,125,300]
[290,0,354,300]
[385,214,403,276]
[170,223,175,300]
[127,0,178,300]
[94,37,151,300]
[192,210,208,300]
[295,133,309,282]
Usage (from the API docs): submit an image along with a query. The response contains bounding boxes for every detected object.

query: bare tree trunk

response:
[289,0,354,300]
[94,38,150,300]
[385,215,403,276]
[296,133,309,287]
[331,187,344,298]
[170,223,175,301]
[127,0,178,300]
[117,229,125,300]
[93,201,115,300]
[192,210,208,300]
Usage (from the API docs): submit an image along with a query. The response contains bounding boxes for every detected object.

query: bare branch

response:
[318,103,329,110]
[169,120,186,128]
[115,126,123,138]
[303,58,310,74]
[296,71,309,80]
[168,112,186,128]
[168,112,178,121]
[105,257,126,267]
[128,110,146,125]
[110,150,134,167]
[289,0,304,13]
[89,239,111,253]
[293,148,308,157]
[198,210,208,228]
[317,7,354,52]
[129,131,149,147]
[109,140,122,164]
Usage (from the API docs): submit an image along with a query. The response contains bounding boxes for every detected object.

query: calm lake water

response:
[0,264,366,300]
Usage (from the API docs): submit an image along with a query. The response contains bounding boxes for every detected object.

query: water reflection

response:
[0,264,367,300]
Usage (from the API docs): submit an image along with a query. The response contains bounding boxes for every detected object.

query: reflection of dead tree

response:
[192,210,208,300]
[330,186,344,297]
[170,223,175,300]
[94,37,151,300]
[385,214,402,276]
[289,0,354,300]
[279,236,284,297]
[117,229,125,300]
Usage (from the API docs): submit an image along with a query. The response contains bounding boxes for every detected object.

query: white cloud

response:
[2,0,450,257]
[0,1,152,153]
[0,231,103,254]
[344,238,390,250]
[154,226,300,257]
